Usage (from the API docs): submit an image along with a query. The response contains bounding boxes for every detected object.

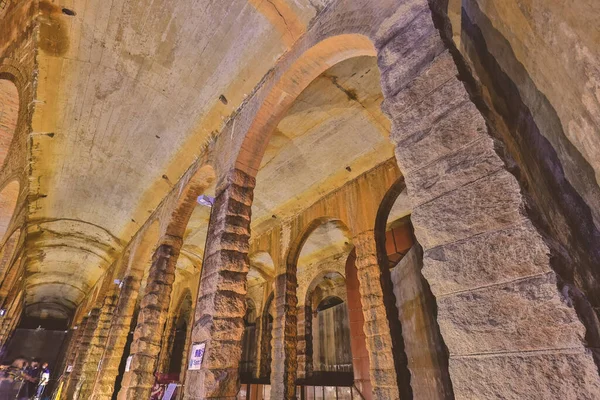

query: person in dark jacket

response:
[17,358,39,400]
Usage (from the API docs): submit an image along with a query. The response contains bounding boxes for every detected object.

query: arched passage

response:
[375,178,453,399]
[0,79,18,169]
[163,290,193,379]
[93,221,161,400]
[0,181,19,244]
[0,228,21,292]
[278,219,355,397]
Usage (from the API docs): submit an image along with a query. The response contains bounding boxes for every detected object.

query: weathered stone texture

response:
[64,309,100,399]
[377,2,600,398]
[391,245,452,400]
[450,351,600,400]
[77,292,118,399]
[183,169,254,400]
[353,231,400,400]
[117,242,181,400]
[270,272,298,399]
[91,275,141,400]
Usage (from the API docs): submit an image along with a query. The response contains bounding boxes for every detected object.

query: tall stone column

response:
[296,305,312,380]
[77,290,119,399]
[353,231,402,400]
[64,308,101,399]
[61,317,88,379]
[345,250,373,399]
[157,315,177,373]
[90,275,141,400]
[270,272,298,399]
[183,169,254,400]
[117,237,182,399]
[376,1,600,397]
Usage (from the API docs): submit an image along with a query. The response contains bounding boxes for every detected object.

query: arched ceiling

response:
[0,79,18,168]
[252,56,394,232]
[24,0,325,319]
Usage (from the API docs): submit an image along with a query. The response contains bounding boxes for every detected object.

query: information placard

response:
[162,383,178,400]
[125,356,133,372]
[188,342,206,370]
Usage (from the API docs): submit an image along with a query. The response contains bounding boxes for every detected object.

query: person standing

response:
[17,358,39,400]
[34,362,50,400]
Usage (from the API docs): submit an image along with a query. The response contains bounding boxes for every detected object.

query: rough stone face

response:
[391,245,453,400]
[117,242,181,400]
[91,275,141,400]
[377,6,600,398]
[183,169,254,400]
[422,220,550,297]
[450,351,600,400]
[270,272,298,400]
[64,309,100,399]
[77,292,118,400]
[353,231,401,400]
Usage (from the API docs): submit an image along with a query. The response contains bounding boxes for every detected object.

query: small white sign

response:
[188,342,206,370]
[66,365,73,373]
[162,383,178,400]
[125,356,133,372]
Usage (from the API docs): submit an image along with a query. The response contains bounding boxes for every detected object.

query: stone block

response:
[405,136,505,206]
[437,274,586,355]
[394,101,487,173]
[449,350,600,399]
[411,170,524,249]
[382,51,458,117]
[422,221,550,296]
[389,78,470,145]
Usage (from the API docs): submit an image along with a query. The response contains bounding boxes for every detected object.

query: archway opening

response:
[0,181,19,245]
[292,220,355,391]
[165,292,193,378]
[240,299,258,382]
[375,178,454,399]
[0,79,18,170]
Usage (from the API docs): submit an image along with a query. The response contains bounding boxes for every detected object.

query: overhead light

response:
[0,309,6,317]
[197,195,214,207]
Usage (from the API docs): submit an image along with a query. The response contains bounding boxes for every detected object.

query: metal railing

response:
[237,383,365,400]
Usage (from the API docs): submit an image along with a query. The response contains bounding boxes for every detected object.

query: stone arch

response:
[0,228,20,288]
[375,177,455,399]
[259,291,275,380]
[286,217,352,271]
[248,251,275,282]
[0,79,19,170]
[164,164,216,240]
[163,289,193,378]
[301,270,349,381]
[234,34,376,177]
[192,1,600,396]
[272,218,353,395]
[0,180,19,244]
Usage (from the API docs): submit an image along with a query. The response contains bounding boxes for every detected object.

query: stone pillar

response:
[183,169,254,400]
[55,319,87,399]
[156,315,175,373]
[64,308,101,399]
[296,305,312,380]
[117,238,182,399]
[270,272,298,399]
[353,232,402,399]
[91,275,141,400]
[77,290,119,399]
[345,250,373,400]
[376,2,600,396]
[63,317,88,376]
[391,245,453,399]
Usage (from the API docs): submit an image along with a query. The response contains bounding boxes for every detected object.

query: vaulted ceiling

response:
[26,0,324,319]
